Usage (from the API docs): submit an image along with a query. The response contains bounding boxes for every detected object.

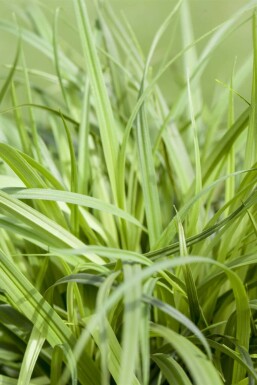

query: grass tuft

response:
[0,1,256,384]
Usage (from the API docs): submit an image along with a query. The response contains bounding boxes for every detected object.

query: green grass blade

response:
[10,81,30,155]
[71,257,212,368]
[0,249,100,385]
[11,188,144,228]
[245,9,257,168]
[51,345,64,385]
[202,107,249,184]
[0,103,79,126]
[53,8,70,111]
[77,79,90,195]
[0,190,104,264]
[186,70,202,234]
[225,59,236,215]
[176,213,203,326]
[118,264,142,385]
[96,271,120,385]
[0,37,21,105]
[150,323,222,385]
[0,143,68,228]
[17,327,45,385]
[152,354,192,385]
[73,0,119,202]
[21,46,42,163]
[136,103,161,248]
[60,113,79,236]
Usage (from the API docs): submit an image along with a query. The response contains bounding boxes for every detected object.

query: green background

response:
[0,0,253,106]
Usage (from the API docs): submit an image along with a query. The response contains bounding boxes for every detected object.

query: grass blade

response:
[73,0,119,202]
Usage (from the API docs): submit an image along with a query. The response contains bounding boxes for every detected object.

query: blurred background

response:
[0,0,253,110]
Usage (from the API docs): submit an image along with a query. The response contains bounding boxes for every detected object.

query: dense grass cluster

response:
[0,0,257,384]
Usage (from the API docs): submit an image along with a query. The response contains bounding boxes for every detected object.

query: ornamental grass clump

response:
[0,0,257,384]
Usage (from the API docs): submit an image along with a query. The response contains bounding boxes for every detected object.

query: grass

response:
[0,0,257,384]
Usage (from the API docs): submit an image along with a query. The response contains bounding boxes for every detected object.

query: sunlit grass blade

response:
[202,106,250,184]
[17,327,45,385]
[73,0,119,202]
[10,81,31,155]
[71,257,213,371]
[11,188,145,228]
[225,59,236,215]
[118,264,142,385]
[186,70,202,234]
[136,102,161,248]
[0,249,101,385]
[95,271,120,385]
[60,113,79,236]
[245,9,257,168]
[77,79,90,195]
[0,190,104,264]
[138,279,156,385]
[0,143,68,228]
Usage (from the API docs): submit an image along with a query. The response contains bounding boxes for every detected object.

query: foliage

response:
[0,1,257,384]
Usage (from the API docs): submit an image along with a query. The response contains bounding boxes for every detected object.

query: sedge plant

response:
[0,0,257,384]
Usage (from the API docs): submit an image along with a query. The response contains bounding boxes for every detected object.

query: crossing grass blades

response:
[0,0,257,384]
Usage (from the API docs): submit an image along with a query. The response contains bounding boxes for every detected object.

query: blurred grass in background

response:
[0,0,252,111]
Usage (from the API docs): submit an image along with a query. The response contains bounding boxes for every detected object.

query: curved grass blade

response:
[150,323,222,385]
[120,8,253,185]
[71,255,250,382]
[143,295,210,357]
[10,80,31,155]
[176,213,203,325]
[0,36,21,105]
[0,249,100,385]
[51,248,150,267]
[0,143,68,228]
[203,107,250,183]
[194,338,257,383]
[0,190,104,264]
[153,168,256,251]
[0,103,79,126]
[70,257,212,370]
[152,353,193,385]
[11,188,145,229]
